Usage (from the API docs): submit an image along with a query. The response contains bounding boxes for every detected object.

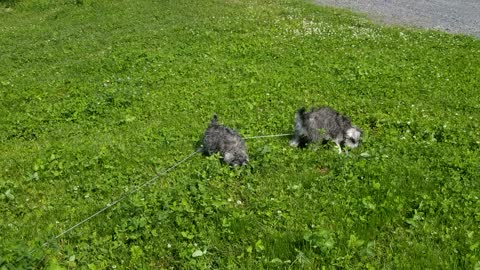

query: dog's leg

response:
[290,131,301,147]
[335,141,342,154]
[289,138,299,147]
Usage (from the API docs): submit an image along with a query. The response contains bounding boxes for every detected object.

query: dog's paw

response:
[289,140,299,147]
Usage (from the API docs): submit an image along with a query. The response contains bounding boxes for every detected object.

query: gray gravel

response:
[313,0,480,38]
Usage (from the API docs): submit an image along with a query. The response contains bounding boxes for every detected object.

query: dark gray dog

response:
[290,106,362,153]
[201,114,249,166]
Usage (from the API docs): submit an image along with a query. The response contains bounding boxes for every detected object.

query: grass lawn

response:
[1,0,479,268]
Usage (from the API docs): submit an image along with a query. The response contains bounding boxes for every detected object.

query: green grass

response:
[1,0,480,268]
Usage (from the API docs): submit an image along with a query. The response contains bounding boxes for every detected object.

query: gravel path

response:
[313,0,480,38]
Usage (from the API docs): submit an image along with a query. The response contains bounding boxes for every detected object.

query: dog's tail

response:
[295,107,306,122]
[209,113,218,126]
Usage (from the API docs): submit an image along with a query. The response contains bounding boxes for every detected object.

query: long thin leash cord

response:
[23,149,201,260]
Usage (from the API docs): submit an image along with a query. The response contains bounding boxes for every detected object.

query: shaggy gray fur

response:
[290,106,362,153]
[201,114,249,166]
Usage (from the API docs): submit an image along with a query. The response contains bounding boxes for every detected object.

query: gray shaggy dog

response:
[290,106,362,153]
[201,114,249,166]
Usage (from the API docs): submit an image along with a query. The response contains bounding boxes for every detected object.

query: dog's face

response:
[344,127,362,148]
[224,151,249,166]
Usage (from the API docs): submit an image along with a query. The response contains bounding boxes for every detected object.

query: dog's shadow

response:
[295,137,332,151]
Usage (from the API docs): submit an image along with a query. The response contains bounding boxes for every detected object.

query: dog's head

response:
[344,126,362,148]
[224,151,249,166]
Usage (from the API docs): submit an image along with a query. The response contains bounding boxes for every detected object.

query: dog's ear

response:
[346,127,360,138]
[354,126,363,137]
